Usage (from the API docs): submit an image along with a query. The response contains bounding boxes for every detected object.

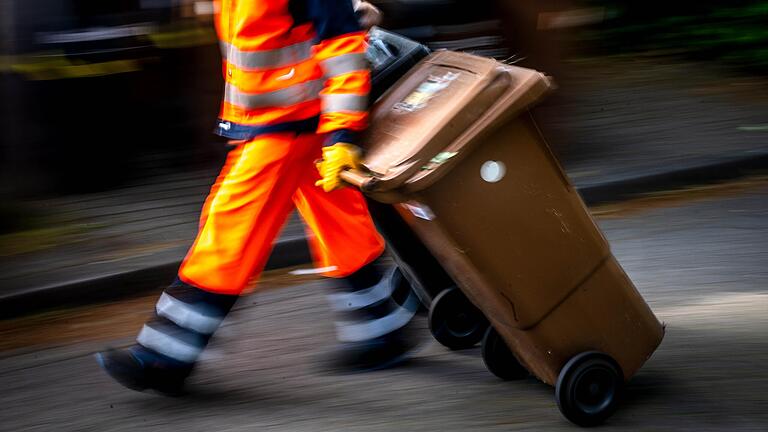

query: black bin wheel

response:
[428,287,489,350]
[480,326,528,380]
[555,351,624,427]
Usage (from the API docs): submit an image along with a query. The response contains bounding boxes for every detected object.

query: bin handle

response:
[340,169,378,192]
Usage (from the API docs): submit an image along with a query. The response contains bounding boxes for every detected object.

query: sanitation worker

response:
[96,0,419,395]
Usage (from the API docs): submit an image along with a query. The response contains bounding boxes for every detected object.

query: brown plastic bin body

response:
[355,51,664,386]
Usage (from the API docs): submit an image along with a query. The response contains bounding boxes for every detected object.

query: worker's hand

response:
[352,0,382,30]
[315,142,362,192]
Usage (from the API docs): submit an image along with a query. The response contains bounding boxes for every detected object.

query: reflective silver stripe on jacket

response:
[322,93,368,113]
[137,325,203,363]
[220,40,315,70]
[327,276,393,312]
[320,53,368,77]
[156,293,223,335]
[335,291,420,342]
[224,79,324,108]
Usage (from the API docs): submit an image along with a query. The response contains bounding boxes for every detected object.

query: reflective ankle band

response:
[327,275,393,312]
[156,293,224,335]
[334,290,419,342]
[137,325,203,364]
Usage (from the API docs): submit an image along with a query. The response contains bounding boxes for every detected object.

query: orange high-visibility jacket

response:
[214,0,369,144]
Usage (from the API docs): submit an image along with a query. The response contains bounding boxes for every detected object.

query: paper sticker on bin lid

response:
[431,151,458,164]
[394,72,459,113]
[421,151,458,170]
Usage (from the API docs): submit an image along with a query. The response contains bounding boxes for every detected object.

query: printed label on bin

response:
[422,151,459,171]
[402,201,435,221]
[394,72,459,113]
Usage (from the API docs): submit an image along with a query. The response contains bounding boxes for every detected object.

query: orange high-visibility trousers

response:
[178,132,385,295]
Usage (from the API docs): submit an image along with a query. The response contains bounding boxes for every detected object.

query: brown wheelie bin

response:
[342,51,664,426]
[365,29,492,352]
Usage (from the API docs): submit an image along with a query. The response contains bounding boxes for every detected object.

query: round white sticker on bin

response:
[480,160,506,183]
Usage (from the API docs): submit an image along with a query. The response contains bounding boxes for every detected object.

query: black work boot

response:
[95,346,193,396]
[96,278,238,395]
[326,261,422,372]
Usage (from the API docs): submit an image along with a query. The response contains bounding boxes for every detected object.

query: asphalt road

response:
[1,184,767,431]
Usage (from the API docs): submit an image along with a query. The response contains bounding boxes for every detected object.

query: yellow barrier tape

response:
[10,58,142,80]
[1,23,216,80]
[148,27,217,49]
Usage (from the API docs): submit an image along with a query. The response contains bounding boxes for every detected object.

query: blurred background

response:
[1,2,767,430]
[2,0,767,215]
[0,0,223,197]
[2,0,767,223]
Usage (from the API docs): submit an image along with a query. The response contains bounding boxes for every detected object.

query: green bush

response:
[583,1,768,71]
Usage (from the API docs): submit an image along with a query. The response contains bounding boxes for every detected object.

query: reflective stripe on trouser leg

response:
[326,274,393,311]
[330,267,419,343]
[335,292,419,342]
[136,279,238,364]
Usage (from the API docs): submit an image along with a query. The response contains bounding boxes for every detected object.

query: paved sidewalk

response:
[2,186,767,430]
[2,56,768,316]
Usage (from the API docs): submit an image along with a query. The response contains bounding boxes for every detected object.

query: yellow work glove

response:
[315,142,362,192]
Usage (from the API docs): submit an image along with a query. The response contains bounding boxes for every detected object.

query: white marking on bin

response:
[402,201,435,221]
[481,160,506,183]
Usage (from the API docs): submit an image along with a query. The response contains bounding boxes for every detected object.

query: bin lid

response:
[360,51,552,195]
